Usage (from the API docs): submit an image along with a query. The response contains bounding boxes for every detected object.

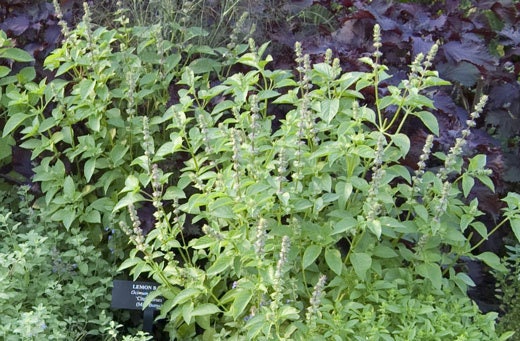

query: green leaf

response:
[413,111,439,135]
[171,288,202,306]
[118,257,142,272]
[78,263,88,275]
[0,65,10,77]
[302,245,322,269]
[461,174,474,198]
[476,174,495,192]
[77,79,96,100]
[468,154,487,171]
[335,181,353,210]
[17,66,36,83]
[510,218,520,244]
[191,303,221,317]
[63,176,75,198]
[416,262,442,290]
[0,47,34,62]
[325,248,343,275]
[367,219,382,238]
[320,99,340,123]
[331,216,357,235]
[229,290,253,320]
[84,158,96,182]
[120,175,140,194]
[189,58,222,74]
[113,192,146,212]
[206,255,233,276]
[82,209,101,224]
[51,207,76,230]
[475,252,507,272]
[3,112,29,137]
[391,133,410,157]
[350,252,371,280]
[373,245,398,258]
[209,197,235,219]
[155,136,184,159]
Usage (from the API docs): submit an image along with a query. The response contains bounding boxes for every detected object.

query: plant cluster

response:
[313,0,520,187]
[496,242,520,339]
[107,22,517,339]
[0,185,117,340]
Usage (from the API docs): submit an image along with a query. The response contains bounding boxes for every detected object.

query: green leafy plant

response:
[0,185,113,340]
[0,29,35,167]
[113,25,518,339]
[2,3,520,338]
[496,242,520,340]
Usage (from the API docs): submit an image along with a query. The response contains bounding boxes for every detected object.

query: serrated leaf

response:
[350,252,371,280]
[303,245,322,269]
[325,248,342,275]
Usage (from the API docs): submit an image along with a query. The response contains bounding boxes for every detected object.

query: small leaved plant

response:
[114,25,519,340]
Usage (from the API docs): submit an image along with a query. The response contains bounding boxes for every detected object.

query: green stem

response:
[470,217,509,253]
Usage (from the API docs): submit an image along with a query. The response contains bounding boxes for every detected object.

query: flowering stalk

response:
[305,274,327,329]
[438,95,488,182]
[270,236,291,310]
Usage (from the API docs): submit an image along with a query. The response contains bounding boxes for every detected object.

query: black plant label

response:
[111,279,164,311]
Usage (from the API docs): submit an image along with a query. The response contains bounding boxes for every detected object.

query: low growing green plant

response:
[113,25,519,339]
[496,242,520,339]
[0,186,113,340]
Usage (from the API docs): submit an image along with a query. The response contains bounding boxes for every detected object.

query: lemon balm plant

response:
[115,25,518,339]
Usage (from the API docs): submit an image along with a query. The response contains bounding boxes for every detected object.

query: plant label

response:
[111,279,164,310]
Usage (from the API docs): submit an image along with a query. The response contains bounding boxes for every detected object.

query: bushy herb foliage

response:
[105,23,516,340]
[305,0,520,188]
[0,186,116,340]
[496,242,520,339]
[1,2,520,339]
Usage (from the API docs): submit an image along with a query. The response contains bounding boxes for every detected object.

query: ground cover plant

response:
[1,0,520,339]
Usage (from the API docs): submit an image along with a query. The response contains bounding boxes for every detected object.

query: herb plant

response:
[1,2,520,339]
[113,24,518,339]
